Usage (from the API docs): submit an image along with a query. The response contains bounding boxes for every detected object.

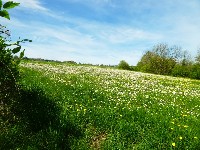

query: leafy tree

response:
[137,51,155,73]
[137,44,179,75]
[118,60,130,70]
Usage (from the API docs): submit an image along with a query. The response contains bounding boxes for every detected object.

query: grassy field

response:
[2,61,200,149]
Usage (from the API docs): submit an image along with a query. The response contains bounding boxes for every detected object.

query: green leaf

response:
[0,0,2,10]
[12,46,21,54]
[19,49,25,59]
[3,1,20,9]
[0,10,10,19]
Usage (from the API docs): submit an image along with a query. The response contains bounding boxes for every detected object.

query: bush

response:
[171,64,190,77]
[0,2,21,120]
[118,60,130,70]
[189,64,200,79]
[0,0,31,135]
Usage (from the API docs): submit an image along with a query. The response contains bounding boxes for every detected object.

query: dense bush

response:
[118,60,130,70]
[0,0,32,140]
[0,1,22,120]
[171,64,191,77]
[189,64,200,79]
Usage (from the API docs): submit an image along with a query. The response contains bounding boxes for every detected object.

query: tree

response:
[137,51,155,73]
[180,50,192,66]
[137,43,179,75]
[118,60,130,70]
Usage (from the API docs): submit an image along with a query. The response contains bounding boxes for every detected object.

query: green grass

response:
[2,61,200,149]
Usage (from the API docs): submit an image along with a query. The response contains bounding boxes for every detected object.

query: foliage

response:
[118,60,130,70]
[0,1,32,147]
[137,43,200,79]
[137,44,181,75]
[0,0,20,19]
[189,64,200,79]
[172,64,191,77]
[0,0,31,99]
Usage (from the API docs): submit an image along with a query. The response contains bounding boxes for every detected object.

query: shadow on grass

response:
[1,86,82,150]
[17,87,60,132]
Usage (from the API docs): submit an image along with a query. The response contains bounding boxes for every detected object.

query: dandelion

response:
[179,136,183,140]
[172,142,175,147]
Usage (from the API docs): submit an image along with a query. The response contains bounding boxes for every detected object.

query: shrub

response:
[189,64,200,79]
[0,0,31,130]
[171,64,190,77]
[118,60,130,70]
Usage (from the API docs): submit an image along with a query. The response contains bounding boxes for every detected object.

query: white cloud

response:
[16,18,151,65]
[3,0,200,65]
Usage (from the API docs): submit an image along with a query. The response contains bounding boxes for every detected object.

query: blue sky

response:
[1,0,200,65]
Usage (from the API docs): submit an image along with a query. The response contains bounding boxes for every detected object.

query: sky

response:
[1,0,200,65]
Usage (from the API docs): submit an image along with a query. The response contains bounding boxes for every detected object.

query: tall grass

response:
[2,61,200,149]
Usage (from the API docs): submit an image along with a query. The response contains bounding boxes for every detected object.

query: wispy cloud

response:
[2,0,200,65]
[15,16,156,65]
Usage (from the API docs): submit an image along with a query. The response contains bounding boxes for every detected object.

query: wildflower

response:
[182,114,187,117]
[172,142,175,147]
[183,125,189,128]
[179,136,183,140]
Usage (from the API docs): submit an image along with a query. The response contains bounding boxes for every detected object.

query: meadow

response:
[2,61,200,149]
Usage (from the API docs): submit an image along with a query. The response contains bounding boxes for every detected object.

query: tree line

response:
[118,43,200,80]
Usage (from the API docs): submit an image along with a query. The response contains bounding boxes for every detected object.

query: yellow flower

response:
[172,142,175,147]
[182,114,187,117]
[183,125,189,128]
[179,136,183,140]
